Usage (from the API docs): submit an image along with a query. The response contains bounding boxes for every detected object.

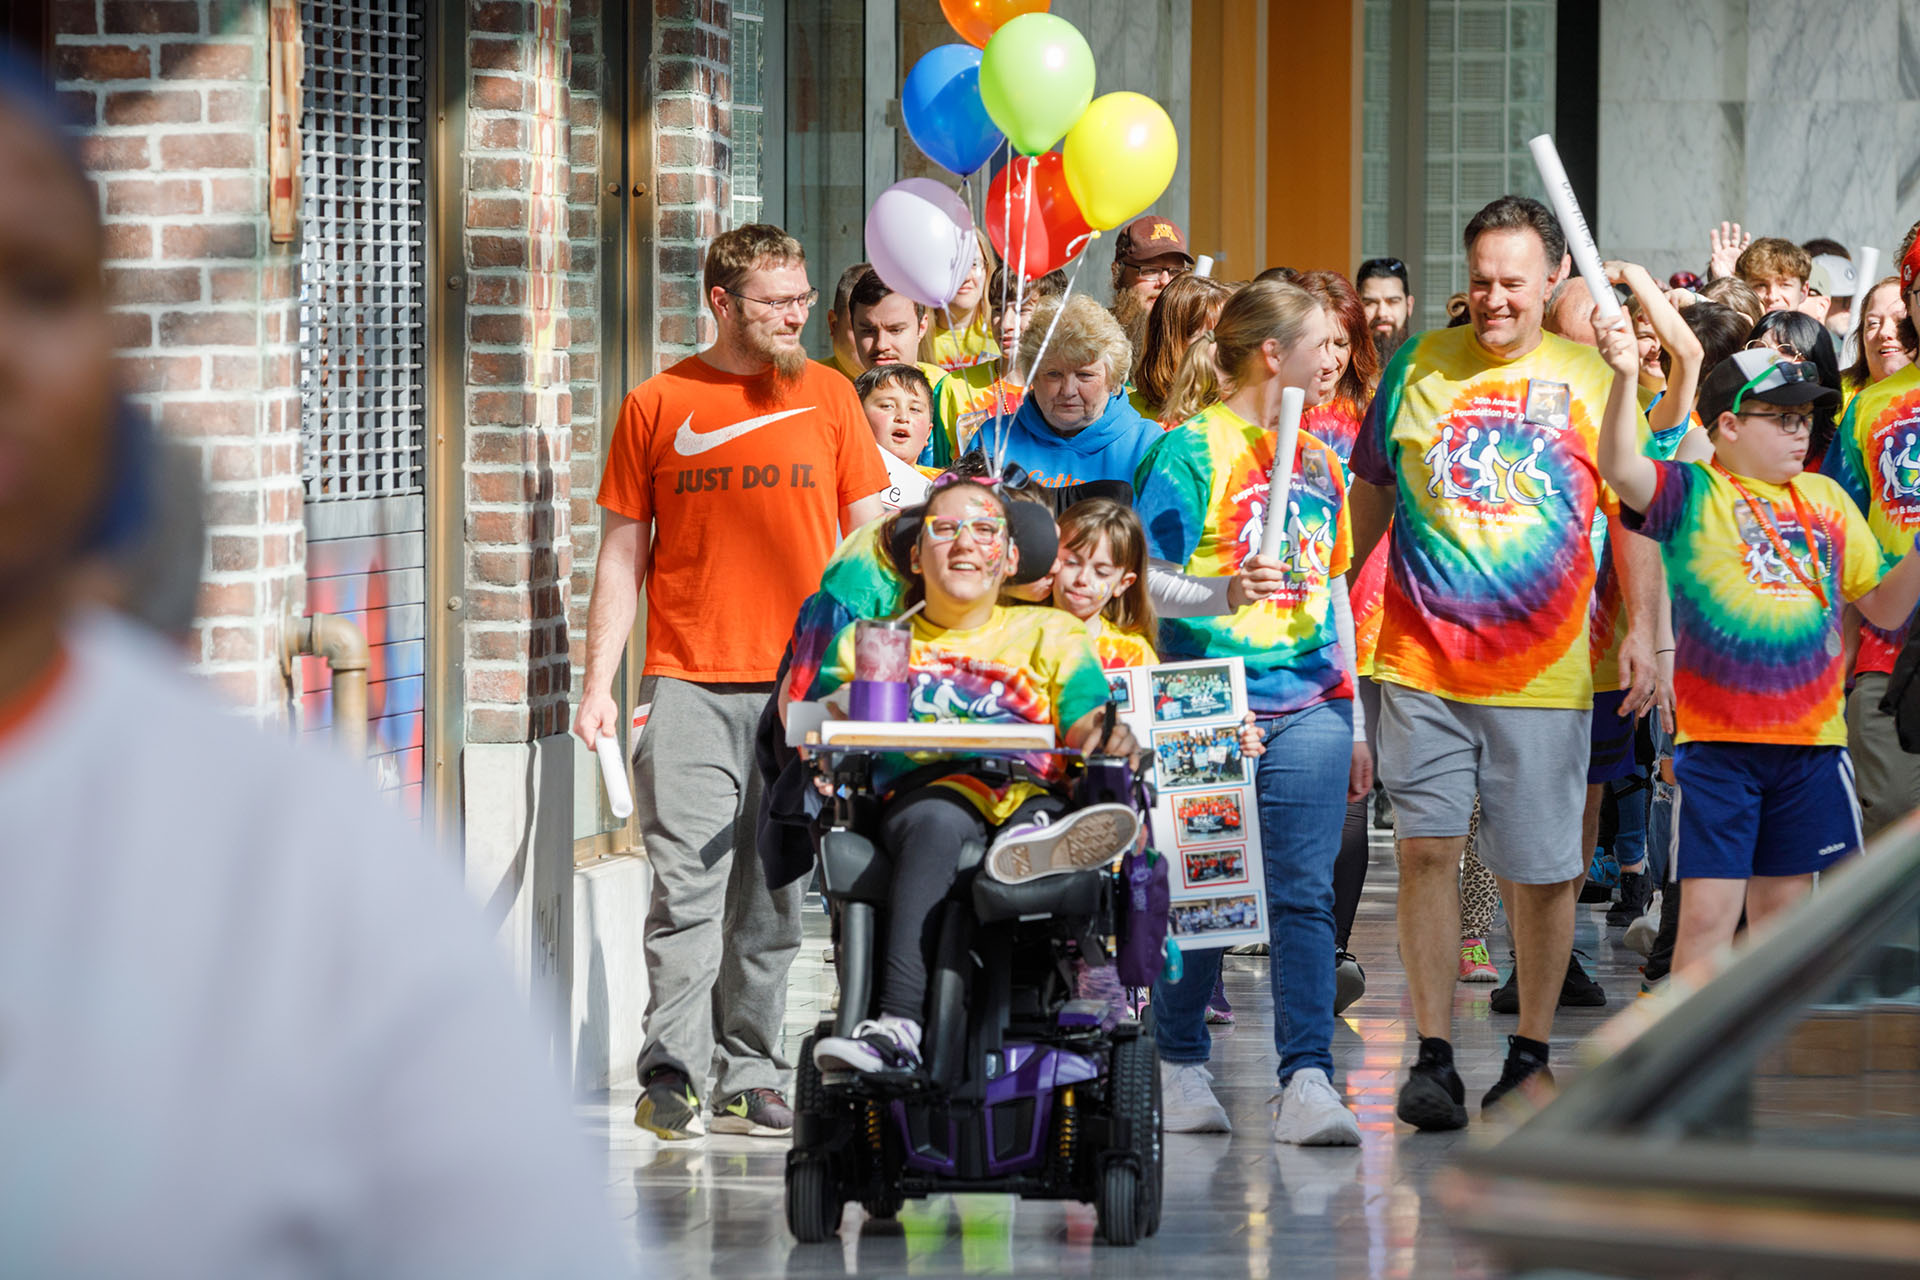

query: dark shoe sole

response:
[635,1096,705,1140]
[1396,1073,1468,1131]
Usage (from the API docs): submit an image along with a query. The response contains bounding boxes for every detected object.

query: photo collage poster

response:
[1108,656,1268,951]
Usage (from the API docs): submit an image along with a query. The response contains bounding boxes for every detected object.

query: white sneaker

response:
[1625,891,1662,958]
[985,803,1141,883]
[1270,1068,1360,1146]
[1161,1062,1231,1133]
[813,1015,923,1075]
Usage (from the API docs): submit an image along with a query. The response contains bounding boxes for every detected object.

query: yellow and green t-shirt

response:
[1624,461,1891,747]
[1820,361,1920,674]
[1083,613,1157,671]
[1348,326,1642,708]
[811,605,1111,822]
[1135,402,1354,714]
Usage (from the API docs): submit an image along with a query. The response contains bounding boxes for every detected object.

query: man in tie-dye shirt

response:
[1347,196,1656,1131]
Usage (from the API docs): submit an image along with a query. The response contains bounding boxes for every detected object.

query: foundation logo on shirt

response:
[1868,396,1920,516]
[908,655,1046,723]
[1419,382,1580,516]
[1231,448,1339,583]
[1734,499,1828,598]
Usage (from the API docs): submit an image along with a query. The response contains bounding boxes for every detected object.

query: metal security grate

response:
[298,0,427,501]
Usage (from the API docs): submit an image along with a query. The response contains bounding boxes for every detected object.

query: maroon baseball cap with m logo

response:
[1113,215,1194,267]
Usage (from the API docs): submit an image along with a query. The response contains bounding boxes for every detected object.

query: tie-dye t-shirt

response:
[1304,397,1363,465]
[1821,362,1920,675]
[1084,614,1158,671]
[1623,461,1890,747]
[782,517,906,706]
[810,605,1111,822]
[1348,327,1635,708]
[1135,402,1354,714]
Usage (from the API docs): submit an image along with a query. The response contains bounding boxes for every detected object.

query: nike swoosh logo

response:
[672,407,812,456]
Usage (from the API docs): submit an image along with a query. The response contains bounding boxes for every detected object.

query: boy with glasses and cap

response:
[1596,330,1920,984]
[1110,214,1194,353]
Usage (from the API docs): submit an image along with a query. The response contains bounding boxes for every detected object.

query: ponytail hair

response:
[1160,280,1323,425]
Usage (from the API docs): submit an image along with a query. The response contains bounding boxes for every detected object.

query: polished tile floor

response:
[593,828,1650,1278]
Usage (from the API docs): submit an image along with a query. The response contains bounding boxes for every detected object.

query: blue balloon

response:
[901,43,1004,176]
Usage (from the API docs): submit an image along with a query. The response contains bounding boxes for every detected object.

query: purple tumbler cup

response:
[850,618,911,721]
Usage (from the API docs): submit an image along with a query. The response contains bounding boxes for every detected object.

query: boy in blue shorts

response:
[1594,335,1920,981]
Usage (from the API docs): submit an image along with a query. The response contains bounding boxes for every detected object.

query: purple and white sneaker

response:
[813,1016,923,1076]
[985,803,1140,884]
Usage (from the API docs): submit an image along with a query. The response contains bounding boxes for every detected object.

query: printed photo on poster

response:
[1172,893,1261,938]
[1106,669,1133,713]
[1153,724,1246,791]
[1172,790,1245,847]
[1182,846,1249,889]
[1150,662,1236,723]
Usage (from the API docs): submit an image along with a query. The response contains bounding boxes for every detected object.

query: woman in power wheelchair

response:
[788,474,1167,1244]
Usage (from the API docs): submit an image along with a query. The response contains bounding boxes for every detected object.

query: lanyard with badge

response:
[1712,459,1831,608]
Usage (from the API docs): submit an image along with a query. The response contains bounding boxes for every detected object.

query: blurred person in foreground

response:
[0,50,628,1277]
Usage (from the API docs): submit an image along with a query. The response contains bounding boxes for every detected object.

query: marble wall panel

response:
[1748,0,1899,100]
[1600,0,1748,103]
[1599,99,1744,278]
[1746,100,1898,248]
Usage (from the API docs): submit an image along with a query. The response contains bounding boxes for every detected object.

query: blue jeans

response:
[1153,699,1352,1084]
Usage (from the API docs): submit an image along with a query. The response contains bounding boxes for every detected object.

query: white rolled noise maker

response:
[1257,385,1308,562]
[596,734,633,819]
[1527,133,1621,326]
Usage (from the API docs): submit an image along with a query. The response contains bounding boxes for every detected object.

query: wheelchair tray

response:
[809,719,1057,753]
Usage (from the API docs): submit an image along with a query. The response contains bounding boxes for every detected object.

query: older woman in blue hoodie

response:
[971,294,1161,495]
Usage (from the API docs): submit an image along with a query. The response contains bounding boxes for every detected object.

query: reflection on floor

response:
[592,829,1650,1278]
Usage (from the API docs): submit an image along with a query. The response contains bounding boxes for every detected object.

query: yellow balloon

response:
[1061,92,1178,231]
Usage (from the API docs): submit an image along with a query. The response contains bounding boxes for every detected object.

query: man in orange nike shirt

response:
[574,223,888,1141]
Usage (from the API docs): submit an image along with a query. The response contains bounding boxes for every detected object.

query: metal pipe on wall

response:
[287,612,370,757]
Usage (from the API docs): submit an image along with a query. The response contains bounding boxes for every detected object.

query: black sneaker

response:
[1372,788,1395,831]
[710,1086,794,1137]
[1482,1036,1556,1113]
[1395,1045,1468,1131]
[1333,950,1366,1015]
[1489,951,1608,1012]
[1488,954,1519,1014]
[634,1067,705,1140]
[1606,869,1653,927]
[1561,951,1608,1007]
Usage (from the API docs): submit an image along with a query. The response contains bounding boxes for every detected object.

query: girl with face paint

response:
[806,478,1144,1077]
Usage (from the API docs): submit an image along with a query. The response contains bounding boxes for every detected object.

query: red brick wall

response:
[462,0,576,745]
[54,2,304,718]
[650,0,731,373]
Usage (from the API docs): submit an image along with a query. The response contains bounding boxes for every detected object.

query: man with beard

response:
[1110,214,1193,356]
[1357,256,1415,363]
[576,224,888,1141]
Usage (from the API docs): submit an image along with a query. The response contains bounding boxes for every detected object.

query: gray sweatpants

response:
[1847,673,1920,839]
[632,675,803,1099]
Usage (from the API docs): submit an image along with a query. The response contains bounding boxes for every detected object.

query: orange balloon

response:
[940,0,1050,49]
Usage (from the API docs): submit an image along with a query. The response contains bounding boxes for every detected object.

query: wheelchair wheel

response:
[1097,1163,1140,1245]
[1106,1023,1162,1243]
[786,1156,842,1243]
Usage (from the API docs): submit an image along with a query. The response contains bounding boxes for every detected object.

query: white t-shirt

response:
[0,614,630,1278]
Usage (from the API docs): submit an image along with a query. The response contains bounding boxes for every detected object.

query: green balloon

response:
[978,13,1095,156]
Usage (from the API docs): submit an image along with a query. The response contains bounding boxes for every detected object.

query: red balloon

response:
[984,153,1093,279]
[940,0,1050,49]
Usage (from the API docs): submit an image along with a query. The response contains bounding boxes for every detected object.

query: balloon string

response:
[992,148,1019,473]
[1015,232,1095,416]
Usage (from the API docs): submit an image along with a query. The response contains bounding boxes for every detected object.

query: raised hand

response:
[1707,220,1749,280]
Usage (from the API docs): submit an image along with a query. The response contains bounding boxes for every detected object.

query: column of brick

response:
[463,0,576,745]
[54,0,303,719]
[651,0,732,374]
[564,0,608,698]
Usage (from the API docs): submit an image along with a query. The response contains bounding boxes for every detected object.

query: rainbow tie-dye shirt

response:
[1624,461,1889,747]
[811,606,1111,822]
[1349,327,1634,708]
[1821,362,1920,675]
[1134,402,1354,714]
[1084,614,1158,671]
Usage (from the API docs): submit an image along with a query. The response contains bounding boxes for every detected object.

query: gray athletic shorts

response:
[1377,682,1590,884]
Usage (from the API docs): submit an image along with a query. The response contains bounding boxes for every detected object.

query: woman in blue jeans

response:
[1133,280,1373,1145]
